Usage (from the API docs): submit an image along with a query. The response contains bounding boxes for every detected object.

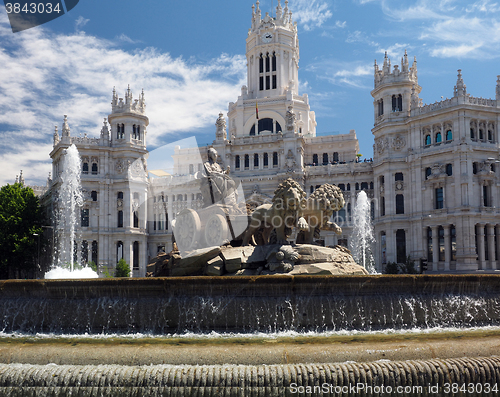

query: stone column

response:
[444,225,451,271]
[259,153,264,170]
[477,224,485,270]
[423,226,429,261]
[487,223,496,270]
[431,226,439,271]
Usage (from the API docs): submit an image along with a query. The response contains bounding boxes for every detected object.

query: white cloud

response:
[357,0,500,59]
[291,0,333,31]
[335,20,347,28]
[306,60,372,88]
[0,13,246,186]
[75,16,89,31]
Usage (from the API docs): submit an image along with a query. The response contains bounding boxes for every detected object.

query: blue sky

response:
[2,0,500,186]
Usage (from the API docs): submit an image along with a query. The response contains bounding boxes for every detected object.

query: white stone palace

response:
[47,1,500,275]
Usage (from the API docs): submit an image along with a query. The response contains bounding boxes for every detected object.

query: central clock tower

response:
[246,0,299,99]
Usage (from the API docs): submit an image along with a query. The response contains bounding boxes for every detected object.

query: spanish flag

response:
[256,101,259,120]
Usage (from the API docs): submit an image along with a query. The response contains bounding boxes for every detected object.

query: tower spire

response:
[454,69,466,97]
[62,115,70,137]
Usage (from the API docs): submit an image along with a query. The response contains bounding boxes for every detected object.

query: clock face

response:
[261,32,273,43]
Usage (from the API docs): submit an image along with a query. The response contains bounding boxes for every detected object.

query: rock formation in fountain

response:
[349,190,376,274]
[150,178,368,276]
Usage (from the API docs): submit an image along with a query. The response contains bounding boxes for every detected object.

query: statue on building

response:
[286,105,296,133]
[201,148,237,207]
[215,113,227,141]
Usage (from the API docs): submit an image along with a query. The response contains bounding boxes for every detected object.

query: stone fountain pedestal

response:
[149,244,369,277]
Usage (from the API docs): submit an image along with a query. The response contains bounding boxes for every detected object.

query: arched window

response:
[346,183,351,191]
[264,153,268,167]
[133,211,139,228]
[312,154,318,165]
[117,191,123,200]
[425,167,431,180]
[446,130,452,141]
[250,118,282,135]
[378,99,384,116]
[82,162,89,174]
[333,152,339,162]
[446,164,453,176]
[273,152,278,167]
[132,124,140,140]
[91,163,98,175]
[380,196,385,216]
[435,132,442,143]
[396,194,404,214]
[91,191,97,201]
[117,124,124,139]
[355,183,359,190]
[338,184,345,191]
[370,182,374,189]
[323,153,328,165]
[259,54,263,73]
[265,52,270,72]
[361,182,368,190]
[244,154,250,168]
[479,129,484,140]
[235,155,240,169]
[395,172,403,181]
[133,241,139,270]
[488,129,493,141]
[117,241,123,262]
[254,153,259,167]
[398,94,402,112]
[425,135,431,146]
[272,52,276,71]
[310,186,314,193]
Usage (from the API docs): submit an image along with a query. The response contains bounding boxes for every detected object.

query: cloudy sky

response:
[2,0,500,186]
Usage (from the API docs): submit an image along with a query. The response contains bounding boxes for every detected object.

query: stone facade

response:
[47,1,500,275]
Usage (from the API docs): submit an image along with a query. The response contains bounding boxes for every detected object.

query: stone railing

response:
[71,136,100,145]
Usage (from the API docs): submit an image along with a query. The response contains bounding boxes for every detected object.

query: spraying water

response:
[46,144,98,279]
[349,191,376,274]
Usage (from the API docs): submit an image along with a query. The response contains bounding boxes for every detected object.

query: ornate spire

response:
[62,115,70,137]
[19,170,24,186]
[100,118,109,138]
[276,0,282,19]
[496,75,500,100]
[454,69,467,97]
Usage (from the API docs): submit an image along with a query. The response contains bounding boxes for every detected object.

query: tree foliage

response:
[115,258,130,277]
[0,183,43,278]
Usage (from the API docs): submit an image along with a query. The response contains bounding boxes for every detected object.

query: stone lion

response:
[242,178,308,245]
[296,183,345,244]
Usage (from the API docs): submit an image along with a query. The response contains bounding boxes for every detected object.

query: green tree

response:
[115,258,130,277]
[0,183,43,279]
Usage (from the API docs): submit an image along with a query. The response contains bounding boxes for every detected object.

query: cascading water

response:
[45,144,98,279]
[349,190,376,273]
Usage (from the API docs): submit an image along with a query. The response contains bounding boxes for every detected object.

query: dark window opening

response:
[323,153,328,165]
[446,130,452,141]
[272,74,277,89]
[133,211,139,228]
[338,184,345,191]
[425,135,431,146]
[473,162,478,174]
[259,76,264,91]
[273,152,278,167]
[254,153,259,167]
[265,75,270,90]
[133,241,139,270]
[425,167,432,180]
[479,129,484,140]
[117,191,123,200]
[427,227,433,262]
[333,152,339,162]
[396,229,406,264]
[381,196,385,216]
[91,163,98,175]
[361,182,368,190]
[92,241,98,265]
[265,53,270,72]
[264,153,268,167]
[244,154,249,168]
[235,155,240,169]
[435,187,444,209]
[312,154,318,165]
[118,210,123,228]
[470,128,475,140]
[259,55,263,73]
[395,172,403,181]
[82,163,89,174]
[81,209,89,227]
[91,191,97,201]
[396,194,404,214]
[355,183,360,190]
[438,226,445,261]
[451,225,456,261]
[272,53,276,71]
[435,132,442,143]
[347,183,351,191]
[446,164,453,176]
